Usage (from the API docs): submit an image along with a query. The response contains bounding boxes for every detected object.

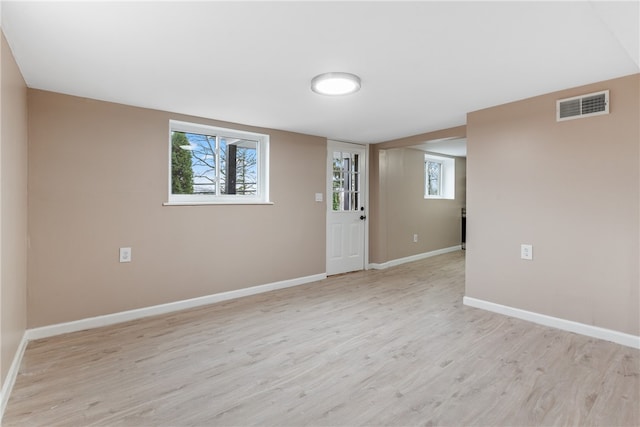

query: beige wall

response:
[466,73,639,336]
[369,126,467,264]
[0,32,28,385]
[28,90,326,328]
[369,146,466,264]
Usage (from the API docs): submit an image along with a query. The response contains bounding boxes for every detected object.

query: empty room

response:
[0,1,638,426]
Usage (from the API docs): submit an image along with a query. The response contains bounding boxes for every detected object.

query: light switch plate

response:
[119,247,132,263]
[520,244,533,260]
[315,193,323,202]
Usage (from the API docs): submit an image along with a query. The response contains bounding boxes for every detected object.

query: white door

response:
[326,141,367,275]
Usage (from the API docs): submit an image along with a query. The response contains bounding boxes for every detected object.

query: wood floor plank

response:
[4,251,639,426]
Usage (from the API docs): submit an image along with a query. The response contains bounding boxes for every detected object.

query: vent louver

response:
[557,90,609,121]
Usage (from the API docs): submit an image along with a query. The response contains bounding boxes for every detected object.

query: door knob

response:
[360,215,367,220]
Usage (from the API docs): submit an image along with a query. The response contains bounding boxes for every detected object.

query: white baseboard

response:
[26,272,326,341]
[0,332,28,424]
[368,245,462,270]
[463,296,640,349]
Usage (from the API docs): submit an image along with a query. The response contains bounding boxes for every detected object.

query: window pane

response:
[171,131,194,194]
[427,161,442,196]
[190,132,217,195]
[220,137,258,195]
[171,131,216,195]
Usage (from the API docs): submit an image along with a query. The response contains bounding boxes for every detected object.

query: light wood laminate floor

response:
[4,251,639,426]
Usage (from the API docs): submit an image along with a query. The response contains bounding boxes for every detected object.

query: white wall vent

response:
[556,90,609,122]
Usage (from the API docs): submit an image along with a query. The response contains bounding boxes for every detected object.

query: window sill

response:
[424,196,455,200]
[163,201,274,206]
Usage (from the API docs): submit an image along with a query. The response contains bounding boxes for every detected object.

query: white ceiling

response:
[2,1,638,144]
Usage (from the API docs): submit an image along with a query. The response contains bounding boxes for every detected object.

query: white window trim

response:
[424,153,455,200]
[164,120,270,205]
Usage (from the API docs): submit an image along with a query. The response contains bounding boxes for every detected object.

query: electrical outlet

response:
[520,244,533,260]
[413,234,418,243]
[119,247,132,263]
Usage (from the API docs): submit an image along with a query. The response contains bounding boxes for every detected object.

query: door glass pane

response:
[333,191,344,211]
[333,153,343,171]
[351,154,359,173]
[351,191,359,211]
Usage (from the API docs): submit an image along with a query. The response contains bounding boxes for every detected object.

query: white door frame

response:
[326,140,369,275]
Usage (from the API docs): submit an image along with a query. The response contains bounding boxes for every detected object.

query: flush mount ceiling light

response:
[311,72,361,96]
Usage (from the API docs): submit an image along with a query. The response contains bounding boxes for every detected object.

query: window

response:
[167,120,269,205]
[424,154,455,200]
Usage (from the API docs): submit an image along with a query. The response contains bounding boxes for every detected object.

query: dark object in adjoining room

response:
[461,208,466,250]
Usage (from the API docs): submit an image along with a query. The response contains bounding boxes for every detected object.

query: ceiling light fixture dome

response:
[311,72,361,96]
